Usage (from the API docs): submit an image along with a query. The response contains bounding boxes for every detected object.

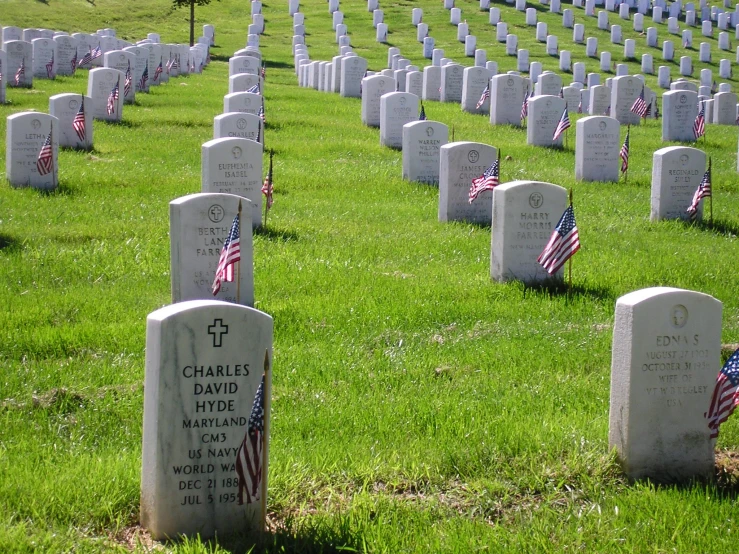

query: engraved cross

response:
[208,319,229,347]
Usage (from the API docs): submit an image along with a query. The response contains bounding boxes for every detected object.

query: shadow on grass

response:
[0,233,23,253]
[520,278,614,301]
[255,226,299,242]
[34,182,76,197]
[690,217,739,236]
[102,119,141,129]
[197,514,361,554]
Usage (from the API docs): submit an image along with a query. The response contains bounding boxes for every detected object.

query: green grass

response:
[2,0,739,552]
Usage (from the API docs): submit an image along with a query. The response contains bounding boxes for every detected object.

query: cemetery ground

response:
[2,0,739,551]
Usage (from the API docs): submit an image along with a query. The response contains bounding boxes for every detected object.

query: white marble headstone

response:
[201,138,263,229]
[5,111,59,190]
[651,146,707,221]
[170,193,254,306]
[662,90,698,141]
[575,116,620,181]
[48,93,93,150]
[439,142,497,224]
[86,67,124,121]
[141,300,272,539]
[609,287,721,481]
[402,121,449,184]
[213,112,263,146]
[362,75,395,127]
[491,181,568,283]
[379,92,419,149]
[490,73,524,126]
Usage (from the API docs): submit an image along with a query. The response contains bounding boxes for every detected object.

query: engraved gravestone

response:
[49,94,93,150]
[527,96,566,147]
[87,67,124,121]
[54,35,78,76]
[379,92,419,149]
[32,38,56,79]
[362,75,395,127]
[104,50,136,103]
[202,138,263,229]
[575,116,620,181]
[340,56,367,98]
[223,92,262,117]
[402,121,449,184]
[439,142,497,224]
[406,71,423,98]
[422,66,441,101]
[461,67,492,114]
[440,63,464,102]
[589,85,611,115]
[170,193,254,306]
[213,113,263,146]
[141,300,272,539]
[651,147,706,221]
[6,40,33,88]
[662,90,698,141]
[609,287,721,481]
[712,91,737,124]
[229,55,259,77]
[611,75,642,125]
[229,73,263,94]
[490,74,524,126]
[123,46,149,92]
[5,111,59,190]
[490,181,567,283]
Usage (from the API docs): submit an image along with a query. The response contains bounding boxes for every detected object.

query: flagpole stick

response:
[237,199,242,305]
[568,188,573,293]
[709,156,713,226]
[452,125,455,142]
[260,349,271,532]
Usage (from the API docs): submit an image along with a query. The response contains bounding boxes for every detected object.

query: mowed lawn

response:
[2,0,739,552]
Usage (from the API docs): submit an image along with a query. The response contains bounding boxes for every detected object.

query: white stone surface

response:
[5,111,59,189]
[527,96,567,147]
[402,121,449,184]
[213,112,263,146]
[611,75,642,125]
[48,93,93,150]
[362,75,395,127]
[380,92,419,149]
[490,73,524,126]
[141,300,272,539]
[86,67,124,121]
[170,193,254,306]
[575,116,620,181]
[462,67,493,114]
[662,90,698,141]
[423,66,441,101]
[439,142,497,224]
[440,63,464,102]
[651,146,706,221]
[340,56,367,98]
[609,287,720,482]
[201,138,263,228]
[490,181,568,283]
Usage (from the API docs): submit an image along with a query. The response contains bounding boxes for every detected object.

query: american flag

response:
[171,54,180,70]
[258,102,265,124]
[166,56,172,74]
[78,48,93,67]
[552,106,571,141]
[694,102,705,139]
[577,100,582,114]
[686,160,711,220]
[124,62,132,97]
[46,51,54,79]
[90,45,102,61]
[14,59,25,86]
[107,78,119,115]
[139,63,148,91]
[235,373,265,505]
[70,52,77,73]
[261,65,266,79]
[476,85,490,109]
[246,82,260,94]
[630,87,648,118]
[73,96,86,142]
[211,214,241,295]
[706,348,739,439]
[468,158,500,203]
[419,103,426,121]
[620,129,629,173]
[559,86,564,98]
[36,127,53,176]
[153,58,163,82]
[605,104,611,116]
[520,90,530,121]
[261,165,274,209]
[538,205,581,275]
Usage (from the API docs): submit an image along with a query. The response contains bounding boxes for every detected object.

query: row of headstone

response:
[144,27,272,540]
